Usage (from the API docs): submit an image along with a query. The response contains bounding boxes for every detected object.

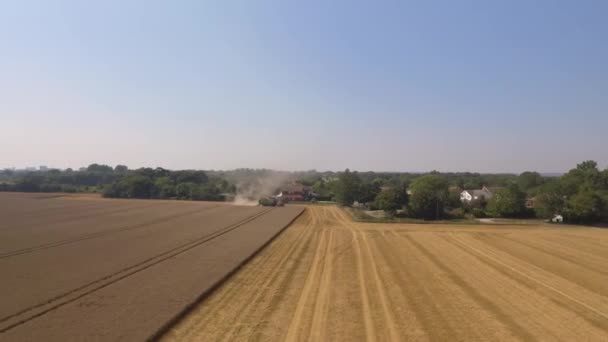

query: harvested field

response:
[0,192,303,341]
[165,205,608,341]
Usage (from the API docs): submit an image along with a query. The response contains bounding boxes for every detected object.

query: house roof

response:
[449,186,463,193]
[462,188,493,198]
[281,183,309,193]
[486,186,503,194]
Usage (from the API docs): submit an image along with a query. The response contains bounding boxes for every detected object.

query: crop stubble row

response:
[165,205,608,341]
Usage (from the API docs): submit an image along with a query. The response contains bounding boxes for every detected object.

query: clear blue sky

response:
[1,0,607,173]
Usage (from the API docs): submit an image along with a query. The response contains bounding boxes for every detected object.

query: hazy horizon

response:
[0,163,572,176]
[2,1,607,173]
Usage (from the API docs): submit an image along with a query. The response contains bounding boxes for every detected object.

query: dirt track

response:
[0,193,303,341]
[164,205,608,341]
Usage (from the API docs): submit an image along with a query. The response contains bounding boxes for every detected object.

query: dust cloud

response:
[232,172,289,206]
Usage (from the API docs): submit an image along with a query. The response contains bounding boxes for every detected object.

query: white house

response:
[460,186,494,203]
[551,214,564,223]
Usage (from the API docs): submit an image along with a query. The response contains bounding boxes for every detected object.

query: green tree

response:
[408,175,448,219]
[103,174,154,198]
[15,173,44,192]
[534,181,565,218]
[334,169,362,206]
[86,164,113,173]
[517,171,543,192]
[121,175,154,198]
[374,188,408,215]
[446,190,463,209]
[154,177,175,198]
[564,189,604,224]
[172,170,208,184]
[114,165,129,173]
[561,160,601,196]
[486,185,526,218]
[358,182,381,203]
[175,182,197,199]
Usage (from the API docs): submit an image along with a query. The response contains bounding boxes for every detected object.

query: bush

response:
[408,175,448,220]
[472,208,486,218]
[374,188,407,214]
[486,185,526,218]
[449,208,465,219]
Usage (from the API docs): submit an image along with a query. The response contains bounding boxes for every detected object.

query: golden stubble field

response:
[165,205,608,341]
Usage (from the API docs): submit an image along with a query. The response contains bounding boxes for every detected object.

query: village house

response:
[460,186,494,203]
[277,183,312,202]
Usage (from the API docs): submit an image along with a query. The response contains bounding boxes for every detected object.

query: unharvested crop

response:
[0,193,303,341]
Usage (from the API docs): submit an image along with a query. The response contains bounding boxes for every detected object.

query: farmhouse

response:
[460,186,494,202]
[278,183,312,202]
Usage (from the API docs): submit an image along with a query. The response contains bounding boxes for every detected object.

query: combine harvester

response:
[258,196,284,207]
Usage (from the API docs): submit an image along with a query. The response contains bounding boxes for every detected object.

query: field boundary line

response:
[450,233,608,321]
[149,207,306,342]
[0,205,222,259]
[202,212,314,342]
[0,208,276,333]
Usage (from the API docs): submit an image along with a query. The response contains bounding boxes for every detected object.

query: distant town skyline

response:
[2,1,607,173]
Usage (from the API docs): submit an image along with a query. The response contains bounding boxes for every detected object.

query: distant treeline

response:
[0,164,235,201]
[307,161,607,224]
[2,161,607,223]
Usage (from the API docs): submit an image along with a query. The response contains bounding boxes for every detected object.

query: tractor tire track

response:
[283,225,328,341]
[351,229,377,342]
[402,233,537,341]
[0,208,273,333]
[357,229,400,341]
[0,205,222,259]
[0,201,161,232]
[307,223,335,342]
[448,233,608,323]
[210,213,315,342]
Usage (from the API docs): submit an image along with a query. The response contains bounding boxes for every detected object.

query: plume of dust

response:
[232,172,290,206]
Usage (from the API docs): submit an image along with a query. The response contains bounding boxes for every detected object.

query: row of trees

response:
[3,161,606,223]
[534,161,608,223]
[102,168,234,200]
[0,164,129,193]
[0,164,236,201]
[328,161,608,224]
[471,161,608,223]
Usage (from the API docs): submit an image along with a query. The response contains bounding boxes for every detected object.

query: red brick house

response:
[278,183,312,202]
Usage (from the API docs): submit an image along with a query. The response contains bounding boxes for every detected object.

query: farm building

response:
[277,183,313,202]
[460,186,494,202]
